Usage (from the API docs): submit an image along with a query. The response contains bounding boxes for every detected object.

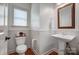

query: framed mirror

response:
[58,3,75,29]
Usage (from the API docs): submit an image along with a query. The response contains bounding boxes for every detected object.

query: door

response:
[0,3,8,55]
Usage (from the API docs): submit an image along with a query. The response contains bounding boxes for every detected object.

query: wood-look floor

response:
[9,48,58,55]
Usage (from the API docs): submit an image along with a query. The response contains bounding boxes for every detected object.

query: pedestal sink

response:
[51,34,76,55]
[52,34,76,42]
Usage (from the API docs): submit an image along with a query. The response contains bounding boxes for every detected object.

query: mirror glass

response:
[58,3,75,29]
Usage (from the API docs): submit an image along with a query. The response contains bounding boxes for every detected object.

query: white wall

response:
[31,3,40,53]
[31,3,57,54]
[39,3,57,54]
[31,3,40,29]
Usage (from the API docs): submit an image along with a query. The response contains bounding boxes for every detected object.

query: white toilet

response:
[15,37,27,55]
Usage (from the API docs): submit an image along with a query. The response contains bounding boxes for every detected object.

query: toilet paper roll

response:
[32,39,37,49]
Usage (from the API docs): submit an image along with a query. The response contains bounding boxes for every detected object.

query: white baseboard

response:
[8,49,16,55]
[32,49,39,55]
[32,48,58,55]
[43,48,58,55]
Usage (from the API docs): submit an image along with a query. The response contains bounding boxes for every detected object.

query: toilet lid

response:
[17,44,27,50]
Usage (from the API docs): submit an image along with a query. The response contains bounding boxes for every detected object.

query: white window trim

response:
[0,4,8,26]
[13,8,28,27]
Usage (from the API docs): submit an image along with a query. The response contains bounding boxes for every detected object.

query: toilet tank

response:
[15,37,26,45]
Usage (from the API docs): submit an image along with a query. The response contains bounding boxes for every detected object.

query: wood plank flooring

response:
[9,48,58,55]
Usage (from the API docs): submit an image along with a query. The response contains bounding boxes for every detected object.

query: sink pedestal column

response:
[58,39,66,55]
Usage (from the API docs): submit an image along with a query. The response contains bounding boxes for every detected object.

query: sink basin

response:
[51,34,76,42]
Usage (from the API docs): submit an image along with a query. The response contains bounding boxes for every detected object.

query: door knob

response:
[5,36,11,41]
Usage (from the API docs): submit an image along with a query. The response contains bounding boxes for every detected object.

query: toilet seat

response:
[16,44,27,53]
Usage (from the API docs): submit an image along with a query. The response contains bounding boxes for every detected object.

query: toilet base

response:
[16,44,27,55]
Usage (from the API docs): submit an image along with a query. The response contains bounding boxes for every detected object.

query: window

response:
[13,8,27,26]
[0,5,8,26]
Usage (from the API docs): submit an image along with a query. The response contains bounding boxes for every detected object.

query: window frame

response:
[13,8,28,27]
[0,4,8,26]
